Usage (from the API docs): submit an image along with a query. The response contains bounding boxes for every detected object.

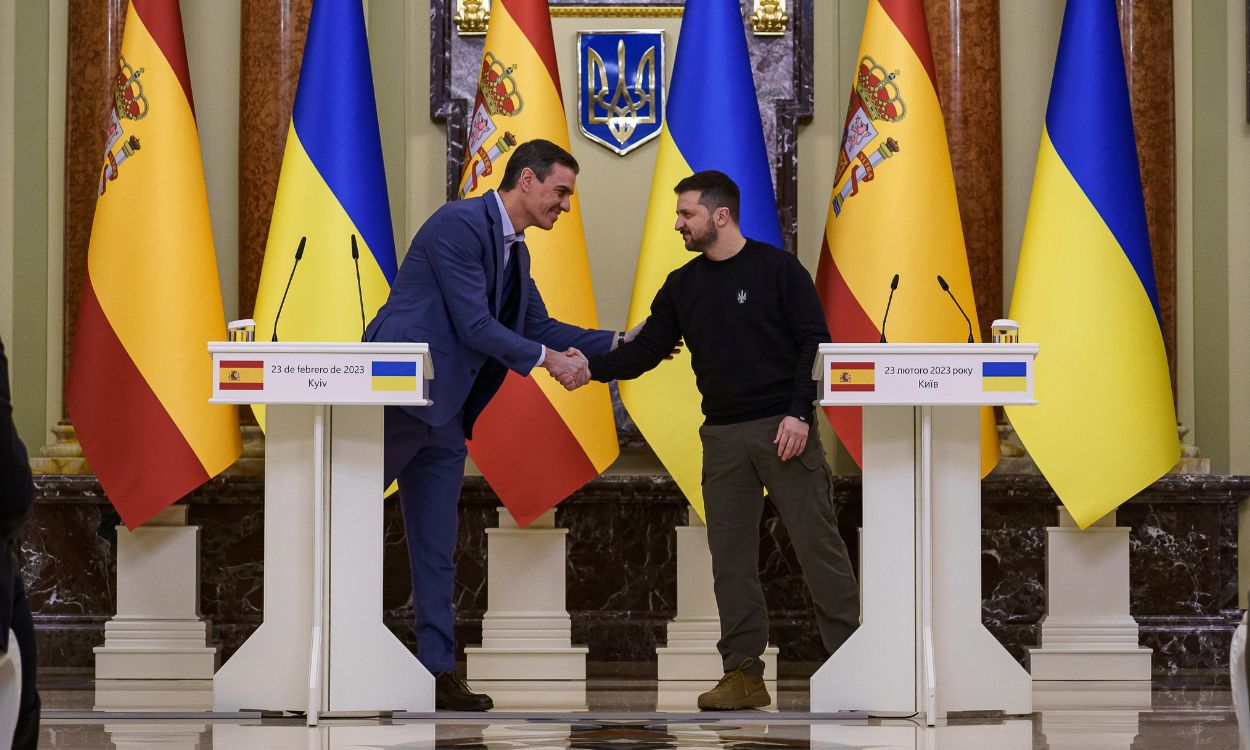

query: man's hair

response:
[673,170,740,223]
[499,139,580,190]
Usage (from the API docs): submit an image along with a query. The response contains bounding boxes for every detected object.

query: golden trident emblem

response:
[586,39,657,146]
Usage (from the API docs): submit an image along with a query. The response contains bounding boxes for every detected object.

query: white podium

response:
[810,343,1037,723]
[207,342,434,723]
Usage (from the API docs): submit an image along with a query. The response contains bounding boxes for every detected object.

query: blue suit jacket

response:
[365,191,613,434]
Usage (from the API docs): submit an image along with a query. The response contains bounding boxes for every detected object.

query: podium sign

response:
[816,343,1036,406]
[811,343,1038,723]
[210,342,431,405]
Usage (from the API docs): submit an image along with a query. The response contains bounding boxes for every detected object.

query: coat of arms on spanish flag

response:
[816,0,999,475]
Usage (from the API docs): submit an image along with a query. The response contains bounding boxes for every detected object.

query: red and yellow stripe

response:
[66,0,240,529]
[462,0,617,527]
[816,0,998,475]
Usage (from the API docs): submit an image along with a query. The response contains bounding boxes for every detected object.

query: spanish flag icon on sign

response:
[218,360,264,391]
[829,362,875,392]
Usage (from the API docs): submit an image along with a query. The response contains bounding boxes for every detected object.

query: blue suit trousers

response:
[383,406,468,675]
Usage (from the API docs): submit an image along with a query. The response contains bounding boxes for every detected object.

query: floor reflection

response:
[34,677,1245,749]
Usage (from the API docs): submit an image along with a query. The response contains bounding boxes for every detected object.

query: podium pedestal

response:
[656,510,777,681]
[1029,508,1152,681]
[465,509,587,707]
[93,506,216,711]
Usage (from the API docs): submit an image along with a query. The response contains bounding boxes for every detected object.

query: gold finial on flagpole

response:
[750,0,788,36]
[455,0,490,36]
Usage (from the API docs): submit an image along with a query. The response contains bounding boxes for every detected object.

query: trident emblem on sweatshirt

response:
[737,290,748,304]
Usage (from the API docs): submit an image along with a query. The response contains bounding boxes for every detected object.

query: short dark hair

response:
[499,139,580,190]
[674,170,740,223]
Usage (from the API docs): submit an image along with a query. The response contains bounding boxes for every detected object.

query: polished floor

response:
[34,673,1244,748]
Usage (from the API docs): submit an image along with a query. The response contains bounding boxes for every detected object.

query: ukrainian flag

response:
[620,0,781,518]
[251,0,396,426]
[1005,0,1178,528]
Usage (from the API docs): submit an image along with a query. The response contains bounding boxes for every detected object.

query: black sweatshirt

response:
[589,239,830,425]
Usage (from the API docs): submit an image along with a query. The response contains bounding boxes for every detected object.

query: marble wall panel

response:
[23,473,1245,678]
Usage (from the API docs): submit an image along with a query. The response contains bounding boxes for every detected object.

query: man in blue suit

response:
[366,139,619,710]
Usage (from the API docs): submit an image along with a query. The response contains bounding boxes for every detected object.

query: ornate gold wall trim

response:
[550,6,683,18]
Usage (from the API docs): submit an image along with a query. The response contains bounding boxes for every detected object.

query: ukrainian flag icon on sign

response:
[982,361,1028,392]
[372,361,417,392]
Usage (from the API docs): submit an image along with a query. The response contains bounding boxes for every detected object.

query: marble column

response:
[62,0,126,386]
[923,0,1003,341]
[1117,0,1177,389]
[236,0,312,324]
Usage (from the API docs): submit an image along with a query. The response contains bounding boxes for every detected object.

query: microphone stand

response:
[272,236,306,342]
[351,234,366,340]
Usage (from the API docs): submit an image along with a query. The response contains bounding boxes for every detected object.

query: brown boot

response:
[697,658,771,710]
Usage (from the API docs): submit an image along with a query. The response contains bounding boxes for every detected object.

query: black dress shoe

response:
[435,670,494,711]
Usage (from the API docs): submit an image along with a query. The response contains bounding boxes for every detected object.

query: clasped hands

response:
[542,347,590,390]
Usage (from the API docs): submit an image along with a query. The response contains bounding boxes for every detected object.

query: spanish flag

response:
[620,0,782,518]
[66,0,240,529]
[816,0,999,475]
[251,0,396,427]
[462,0,618,527]
[1005,0,1178,528]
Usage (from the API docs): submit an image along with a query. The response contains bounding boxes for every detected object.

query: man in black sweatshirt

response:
[585,171,859,711]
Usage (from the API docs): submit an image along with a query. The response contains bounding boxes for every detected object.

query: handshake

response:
[542,347,591,391]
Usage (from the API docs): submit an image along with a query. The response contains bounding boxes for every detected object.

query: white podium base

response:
[1028,509,1152,683]
[93,507,219,712]
[812,406,1031,718]
[466,510,588,682]
[214,405,431,716]
[656,516,778,681]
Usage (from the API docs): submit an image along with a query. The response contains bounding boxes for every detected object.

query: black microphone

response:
[351,234,366,340]
[271,236,306,342]
[879,273,899,343]
[936,275,974,343]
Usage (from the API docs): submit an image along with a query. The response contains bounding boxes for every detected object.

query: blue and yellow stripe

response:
[1005,0,1178,528]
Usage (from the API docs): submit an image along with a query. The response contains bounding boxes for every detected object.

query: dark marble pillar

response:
[62,0,126,387]
[1118,0,1177,391]
[923,0,1003,342]
[236,0,312,323]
